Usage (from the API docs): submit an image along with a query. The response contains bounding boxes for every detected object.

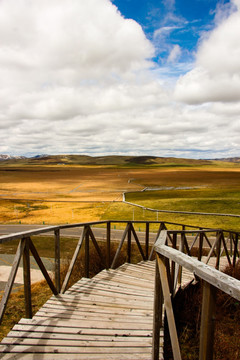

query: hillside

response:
[0,154,211,167]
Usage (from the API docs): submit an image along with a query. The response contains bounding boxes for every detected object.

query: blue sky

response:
[112,0,231,68]
[0,0,239,159]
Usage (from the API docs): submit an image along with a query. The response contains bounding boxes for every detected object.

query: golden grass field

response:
[0,161,240,230]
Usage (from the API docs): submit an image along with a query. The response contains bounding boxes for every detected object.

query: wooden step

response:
[0,260,163,360]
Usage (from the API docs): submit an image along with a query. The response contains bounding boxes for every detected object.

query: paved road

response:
[0,224,157,243]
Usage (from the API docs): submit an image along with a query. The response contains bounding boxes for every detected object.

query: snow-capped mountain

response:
[0,154,26,161]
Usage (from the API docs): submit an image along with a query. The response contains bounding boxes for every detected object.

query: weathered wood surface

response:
[155,237,240,300]
[1,255,229,360]
[0,261,164,360]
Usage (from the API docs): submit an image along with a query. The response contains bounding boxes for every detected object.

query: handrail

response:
[0,218,239,359]
[0,219,171,325]
[152,229,240,360]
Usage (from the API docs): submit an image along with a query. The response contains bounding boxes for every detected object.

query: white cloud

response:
[153,26,179,40]
[0,0,240,159]
[167,45,181,63]
[174,0,240,104]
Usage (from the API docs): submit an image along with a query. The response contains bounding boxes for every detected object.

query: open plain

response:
[0,156,240,230]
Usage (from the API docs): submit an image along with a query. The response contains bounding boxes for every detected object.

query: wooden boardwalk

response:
[0,261,163,360]
[0,257,230,359]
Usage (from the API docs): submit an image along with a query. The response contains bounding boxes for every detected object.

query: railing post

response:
[23,237,32,319]
[156,254,182,360]
[106,221,111,270]
[233,233,238,268]
[85,229,90,278]
[229,232,232,257]
[199,281,216,360]
[198,232,204,261]
[54,229,61,293]
[171,233,177,291]
[174,232,184,290]
[145,222,149,259]
[215,231,222,270]
[152,258,163,360]
[127,222,131,263]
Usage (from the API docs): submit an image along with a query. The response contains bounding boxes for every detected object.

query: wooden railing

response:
[0,219,208,325]
[0,219,239,360]
[152,229,240,360]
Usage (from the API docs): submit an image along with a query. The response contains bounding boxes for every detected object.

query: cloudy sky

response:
[0,0,240,158]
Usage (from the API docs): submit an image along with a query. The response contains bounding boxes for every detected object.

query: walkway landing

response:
[0,261,163,360]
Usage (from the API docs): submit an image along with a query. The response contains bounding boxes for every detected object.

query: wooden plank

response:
[48,293,151,308]
[0,344,152,354]
[233,233,239,267]
[190,233,199,251]
[157,255,182,360]
[0,353,153,360]
[95,269,155,284]
[34,307,152,322]
[7,330,155,342]
[0,260,163,360]
[116,263,154,275]
[116,267,155,281]
[28,238,58,295]
[70,278,153,297]
[205,236,219,265]
[203,233,217,257]
[43,299,152,316]
[93,273,154,288]
[91,276,154,292]
[152,259,163,360]
[67,286,152,300]
[221,234,232,266]
[67,284,152,299]
[43,295,153,311]
[149,223,165,260]
[25,317,152,330]
[155,243,240,301]
[111,223,130,269]
[60,226,87,293]
[130,223,146,261]
[87,225,105,267]
[35,310,152,324]
[14,322,153,337]
[120,263,155,273]
[1,337,152,347]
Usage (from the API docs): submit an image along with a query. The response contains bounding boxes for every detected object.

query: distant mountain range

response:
[213,157,240,163]
[0,154,239,166]
[0,154,26,161]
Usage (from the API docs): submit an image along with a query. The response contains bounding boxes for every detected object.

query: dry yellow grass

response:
[1,164,240,226]
[0,199,111,224]
[0,166,141,201]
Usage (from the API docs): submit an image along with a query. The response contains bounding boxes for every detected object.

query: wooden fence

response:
[0,220,239,359]
[152,229,240,360]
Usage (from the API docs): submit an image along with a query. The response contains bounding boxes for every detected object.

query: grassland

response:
[0,156,240,231]
[0,156,239,348]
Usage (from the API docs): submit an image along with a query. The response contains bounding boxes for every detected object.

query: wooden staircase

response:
[0,261,163,360]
